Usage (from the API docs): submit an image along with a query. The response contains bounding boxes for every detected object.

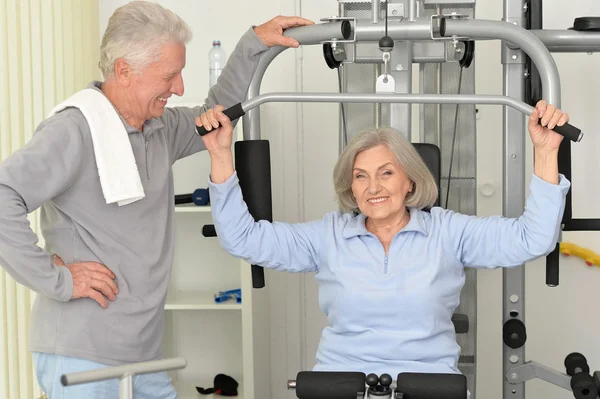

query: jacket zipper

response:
[144,138,149,180]
[384,254,389,274]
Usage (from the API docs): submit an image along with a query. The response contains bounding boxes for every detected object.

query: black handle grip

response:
[251,266,265,289]
[174,193,192,205]
[295,372,366,399]
[541,119,583,142]
[546,243,560,287]
[202,224,217,237]
[195,103,246,136]
[396,372,467,399]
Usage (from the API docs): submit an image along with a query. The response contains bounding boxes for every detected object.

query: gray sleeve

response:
[0,113,83,301]
[165,27,269,161]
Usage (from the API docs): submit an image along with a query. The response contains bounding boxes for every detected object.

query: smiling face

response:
[351,144,413,222]
[129,41,186,121]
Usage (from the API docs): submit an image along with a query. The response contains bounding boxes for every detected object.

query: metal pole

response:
[441,18,561,107]
[242,92,539,115]
[503,0,526,398]
[354,18,432,41]
[283,21,351,45]
[372,0,381,23]
[435,63,442,147]
[119,374,134,399]
[388,1,414,138]
[61,357,187,388]
[524,30,600,53]
[433,4,443,147]
[243,47,285,141]
[409,0,417,21]
[243,21,354,141]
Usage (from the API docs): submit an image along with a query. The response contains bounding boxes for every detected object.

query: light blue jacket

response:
[208,172,570,377]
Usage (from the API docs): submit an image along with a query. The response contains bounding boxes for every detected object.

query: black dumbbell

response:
[174,188,210,206]
[565,353,598,399]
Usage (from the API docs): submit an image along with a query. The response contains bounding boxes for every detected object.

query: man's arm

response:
[166,16,314,162]
[0,112,84,301]
[165,26,268,161]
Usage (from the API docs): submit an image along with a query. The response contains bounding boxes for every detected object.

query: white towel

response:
[47,88,145,206]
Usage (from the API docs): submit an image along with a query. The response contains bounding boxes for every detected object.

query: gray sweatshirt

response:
[0,27,268,365]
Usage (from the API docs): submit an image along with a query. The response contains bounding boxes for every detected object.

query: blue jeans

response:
[33,352,178,399]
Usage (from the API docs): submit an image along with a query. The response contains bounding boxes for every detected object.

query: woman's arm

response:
[446,100,571,268]
[199,109,324,273]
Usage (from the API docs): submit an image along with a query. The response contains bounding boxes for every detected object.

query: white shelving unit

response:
[174,204,212,213]
[164,105,269,399]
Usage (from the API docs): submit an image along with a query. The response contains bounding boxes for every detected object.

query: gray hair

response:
[333,127,438,213]
[98,1,192,78]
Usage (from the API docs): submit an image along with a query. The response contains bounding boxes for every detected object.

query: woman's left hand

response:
[528,100,569,151]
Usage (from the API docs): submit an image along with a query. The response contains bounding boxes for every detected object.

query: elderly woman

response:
[198,100,570,378]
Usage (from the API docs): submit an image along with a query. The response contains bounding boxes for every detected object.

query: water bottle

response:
[208,40,227,88]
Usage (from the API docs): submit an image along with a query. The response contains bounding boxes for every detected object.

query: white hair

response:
[98,1,192,78]
[333,127,439,212]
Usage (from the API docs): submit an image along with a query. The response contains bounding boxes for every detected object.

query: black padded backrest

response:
[412,143,441,208]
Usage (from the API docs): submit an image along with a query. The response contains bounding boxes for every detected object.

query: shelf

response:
[175,204,211,213]
[165,291,242,310]
[173,379,244,399]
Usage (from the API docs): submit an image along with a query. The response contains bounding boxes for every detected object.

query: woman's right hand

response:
[195,105,234,155]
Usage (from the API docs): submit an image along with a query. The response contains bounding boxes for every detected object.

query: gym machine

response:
[61,1,600,398]
[195,0,600,398]
[58,353,598,399]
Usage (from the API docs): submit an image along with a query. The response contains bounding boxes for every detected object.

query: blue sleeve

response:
[208,172,323,273]
[444,173,570,268]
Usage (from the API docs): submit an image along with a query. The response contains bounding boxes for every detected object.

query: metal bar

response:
[503,0,526,397]
[374,64,382,128]
[243,47,285,141]
[119,374,133,399]
[528,30,600,53]
[283,21,351,45]
[419,63,425,143]
[244,22,352,141]
[244,21,352,141]
[61,357,187,387]
[435,63,442,147]
[442,18,561,107]
[242,92,537,116]
[353,18,433,41]
[563,219,600,231]
[409,0,417,21]
[506,362,572,391]
[372,0,380,23]
[390,39,413,137]
[413,41,446,63]
[353,42,446,64]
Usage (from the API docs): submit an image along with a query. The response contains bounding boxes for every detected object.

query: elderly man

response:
[0,1,312,398]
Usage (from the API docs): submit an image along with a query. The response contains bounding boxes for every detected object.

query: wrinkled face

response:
[351,144,413,221]
[130,41,186,120]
